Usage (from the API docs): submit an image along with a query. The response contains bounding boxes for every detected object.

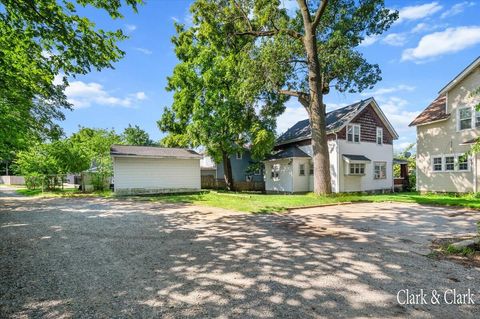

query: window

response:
[299,164,305,176]
[444,156,454,171]
[236,152,243,160]
[347,124,360,143]
[271,164,280,180]
[374,162,386,179]
[432,157,442,171]
[459,107,472,130]
[458,155,469,171]
[309,163,314,175]
[348,163,365,175]
[376,127,383,145]
[254,168,261,175]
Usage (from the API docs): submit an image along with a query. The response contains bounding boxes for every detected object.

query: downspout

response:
[474,154,477,193]
[335,132,340,193]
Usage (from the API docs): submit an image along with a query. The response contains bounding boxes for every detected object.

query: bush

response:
[91,172,110,191]
[25,174,42,190]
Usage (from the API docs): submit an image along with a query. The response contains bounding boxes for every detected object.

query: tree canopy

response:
[122,124,154,146]
[0,0,141,159]
[183,0,397,193]
[158,16,286,188]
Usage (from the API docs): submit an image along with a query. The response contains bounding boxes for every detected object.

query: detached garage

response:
[111,145,202,195]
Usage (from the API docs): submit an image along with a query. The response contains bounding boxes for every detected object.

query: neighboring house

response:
[264,97,398,193]
[200,153,216,177]
[410,56,480,193]
[110,145,201,195]
[216,149,264,182]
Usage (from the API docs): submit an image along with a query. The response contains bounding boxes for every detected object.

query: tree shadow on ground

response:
[0,197,479,318]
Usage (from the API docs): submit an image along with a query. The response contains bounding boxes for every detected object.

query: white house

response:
[111,145,202,195]
[264,97,398,193]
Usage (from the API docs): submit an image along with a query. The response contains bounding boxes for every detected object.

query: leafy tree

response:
[70,127,121,169]
[158,19,285,190]
[14,140,90,189]
[122,124,154,146]
[0,0,141,158]
[189,0,397,194]
[470,87,480,154]
[394,143,416,191]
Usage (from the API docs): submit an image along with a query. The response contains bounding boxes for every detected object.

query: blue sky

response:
[61,0,480,151]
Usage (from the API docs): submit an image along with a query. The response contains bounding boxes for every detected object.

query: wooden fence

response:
[201,175,265,192]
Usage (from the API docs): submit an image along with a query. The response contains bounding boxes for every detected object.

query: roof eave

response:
[409,115,450,127]
[111,154,202,159]
[438,56,480,95]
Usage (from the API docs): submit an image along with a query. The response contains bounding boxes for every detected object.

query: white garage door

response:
[114,157,200,190]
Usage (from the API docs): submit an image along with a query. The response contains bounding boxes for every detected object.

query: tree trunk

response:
[303,27,332,195]
[222,152,235,191]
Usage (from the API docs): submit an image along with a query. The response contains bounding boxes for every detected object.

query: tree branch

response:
[312,0,329,30]
[279,89,310,109]
[297,0,312,27]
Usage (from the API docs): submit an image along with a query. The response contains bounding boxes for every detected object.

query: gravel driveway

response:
[1,191,479,318]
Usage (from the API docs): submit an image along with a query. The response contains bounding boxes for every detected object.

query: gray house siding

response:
[216,151,264,182]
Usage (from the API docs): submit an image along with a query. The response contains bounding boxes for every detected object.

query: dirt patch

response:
[430,237,480,268]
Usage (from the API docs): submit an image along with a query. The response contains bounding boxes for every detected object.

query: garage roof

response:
[110,145,202,159]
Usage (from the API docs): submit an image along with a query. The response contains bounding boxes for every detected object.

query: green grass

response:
[14,188,480,213]
[16,188,113,198]
[443,244,476,256]
[139,191,480,213]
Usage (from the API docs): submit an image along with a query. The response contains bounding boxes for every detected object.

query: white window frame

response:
[347,124,361,143]
[376,127,383,145]
[271,164,280,180]
[457,154,469,171]
[373,161,387,179]
[309,162,314,175]
[458,106,473,131]
[299,163,305,176]
[432,156,443,172]
[346,163,365,176]
[236,152,243,160]
[444,155,455,171]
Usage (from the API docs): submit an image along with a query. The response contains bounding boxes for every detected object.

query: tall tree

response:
[158,20,285,190]
[0,0,142,158]
[122,124,154,146]
[190,0,397,194]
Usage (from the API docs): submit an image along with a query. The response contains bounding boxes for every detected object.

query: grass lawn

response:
[16,188,114,198]
[141,191,480,213]
[15,187,480,213]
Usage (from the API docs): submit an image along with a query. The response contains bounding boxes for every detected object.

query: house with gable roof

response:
[264,97,399,193]
[409,56,480,193]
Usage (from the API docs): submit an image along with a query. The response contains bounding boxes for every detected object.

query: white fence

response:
[0,176,25,185]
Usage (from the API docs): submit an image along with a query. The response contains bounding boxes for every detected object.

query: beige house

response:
[410,56,480,193]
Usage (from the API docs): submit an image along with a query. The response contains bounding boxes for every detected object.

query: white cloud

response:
[171,16,179,23]
[382,33,408,46]
[402,26,480,62]
[135,92,147,100]
[441,1,476,19]
[359,35,381,47]
[65,81,146,109]
[361,84,415,97]
[134,47,153,55]
[276,100,308,134]
[376,97,420,135]
[397,2,443,23]
[125,24,137,32]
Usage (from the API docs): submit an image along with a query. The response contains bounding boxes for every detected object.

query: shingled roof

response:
[265,147,310,160]
[409,95,449,127]
[276,98,375,145]
[110,145,202,159]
